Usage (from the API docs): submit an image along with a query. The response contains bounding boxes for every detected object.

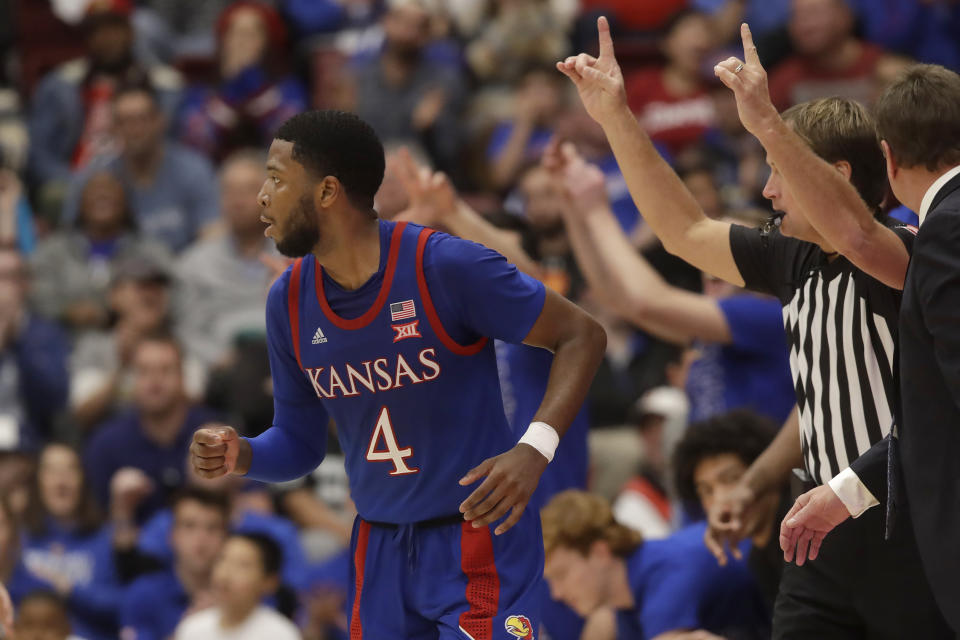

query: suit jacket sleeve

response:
[911,209,960,411]
[848,435,889,501]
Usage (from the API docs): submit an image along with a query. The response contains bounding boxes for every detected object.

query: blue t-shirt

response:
[120,569,189,640]
[619,522,768,640]
[84,406,221,522]
[247,220,546,522]
[685,294,794,424]
[137,508,311,590]
[495,340,589,511]
[9,522,120,640]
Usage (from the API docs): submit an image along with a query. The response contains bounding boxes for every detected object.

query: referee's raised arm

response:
[557,16,744,288]
[715,23,910,291]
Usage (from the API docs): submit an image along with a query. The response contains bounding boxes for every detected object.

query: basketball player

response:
[188,110,606,639]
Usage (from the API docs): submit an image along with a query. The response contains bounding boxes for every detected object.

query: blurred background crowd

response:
[0,0,957,638]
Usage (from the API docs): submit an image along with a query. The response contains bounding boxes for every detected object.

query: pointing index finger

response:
[597,16,615,60]
[741,23,760,66]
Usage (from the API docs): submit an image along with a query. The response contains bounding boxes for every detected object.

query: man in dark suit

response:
[779,64,960,632]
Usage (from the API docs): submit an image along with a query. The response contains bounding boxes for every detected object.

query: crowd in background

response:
[0,0,957,638]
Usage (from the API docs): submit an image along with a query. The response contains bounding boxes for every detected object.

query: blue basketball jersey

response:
[260,220,546,523]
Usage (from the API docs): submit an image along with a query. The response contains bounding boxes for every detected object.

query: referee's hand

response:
[779,485,851,565]
[190,425,248,479]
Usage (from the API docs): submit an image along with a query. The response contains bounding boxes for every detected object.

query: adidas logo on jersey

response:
[311,327,328,345]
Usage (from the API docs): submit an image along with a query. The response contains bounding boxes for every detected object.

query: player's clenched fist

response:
[190,425,249,479]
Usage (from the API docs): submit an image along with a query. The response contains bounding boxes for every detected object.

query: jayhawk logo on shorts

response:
[504,614,534,639]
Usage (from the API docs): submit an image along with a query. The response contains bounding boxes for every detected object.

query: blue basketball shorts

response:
[347,507,543,639]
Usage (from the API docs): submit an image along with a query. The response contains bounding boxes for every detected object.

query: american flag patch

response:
[390,300,416,321]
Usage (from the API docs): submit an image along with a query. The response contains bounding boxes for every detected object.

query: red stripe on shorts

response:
[350,521,371,640]
[458,521,500,640]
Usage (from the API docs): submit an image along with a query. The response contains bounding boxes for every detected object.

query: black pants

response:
[773,504,954,639]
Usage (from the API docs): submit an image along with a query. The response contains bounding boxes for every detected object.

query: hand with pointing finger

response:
[713,23,781,137]
[190,425,251,479]
[556,16,628,125]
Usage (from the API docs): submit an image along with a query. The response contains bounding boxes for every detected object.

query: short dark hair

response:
[782,97,888,211]
[230,532,283,577]
[171,486,231,524]
[672,409,777,507]
[876,64,960,171]
[18,590,69,613]
[275,110,385,210]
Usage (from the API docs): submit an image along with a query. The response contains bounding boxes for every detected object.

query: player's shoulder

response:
[413,224,504,269]
[266,259,302,307]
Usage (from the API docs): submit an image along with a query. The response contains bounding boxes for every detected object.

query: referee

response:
[559,18,951,638]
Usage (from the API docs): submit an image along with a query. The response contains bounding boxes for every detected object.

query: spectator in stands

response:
[612,387,690,539]
[541,490,768,640]
[848,0,960,71]
[460,0,574,85]
[0,245,69,451]
[12,591,80,640]
[0,494,18,588]
[32,170,171,331]
[134,0,236,63]
[578,0,687,32]
[176,149,276,369]
[175,533,300,639]
[27,0,182,194]
[177,1,307,164]
[8,443,121,640]
[486,67,567,190]
[553,145,795,424]
[281,0,384,38]
[767,0,909,110]
[350,0,466,179]
[69,256,206,430]
[0,169,36,256]
[120,487,228,640]
[672,410,784,612]
[83,333,219,522]
[134,475,312,592]
[63,85,218,253]
[626,10,720,158]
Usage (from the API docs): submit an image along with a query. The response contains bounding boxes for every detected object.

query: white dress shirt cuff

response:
[828,467,880,518]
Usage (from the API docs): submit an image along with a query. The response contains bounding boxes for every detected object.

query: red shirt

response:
[626,67,716,156]
[71,76,119,170]
[768,43,884,111]
[580,0,688,30]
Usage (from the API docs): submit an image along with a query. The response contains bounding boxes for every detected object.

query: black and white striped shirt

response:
[730,223,917,486]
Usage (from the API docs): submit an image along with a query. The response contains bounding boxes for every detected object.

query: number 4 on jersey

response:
[366,407,419,475]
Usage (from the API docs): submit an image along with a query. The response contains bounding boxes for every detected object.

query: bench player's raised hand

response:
[556,16,628,125]
[190,425,248,479]
[713,24,781,137]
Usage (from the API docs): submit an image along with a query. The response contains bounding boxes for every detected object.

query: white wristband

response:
[518,421,560,463]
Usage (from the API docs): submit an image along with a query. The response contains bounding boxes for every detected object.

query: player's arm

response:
[715,23,909,290]
[555,146,732,345]
[439,234,604,535]
[190,273,328,482]
[459,287,606,534]
[705,406,802,564]
[557,17,743,287]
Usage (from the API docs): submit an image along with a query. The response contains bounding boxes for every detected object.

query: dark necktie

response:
[885,421,900,541]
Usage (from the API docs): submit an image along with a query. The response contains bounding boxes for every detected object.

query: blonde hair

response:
[541,490,643,558]
[781,97,887,210]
